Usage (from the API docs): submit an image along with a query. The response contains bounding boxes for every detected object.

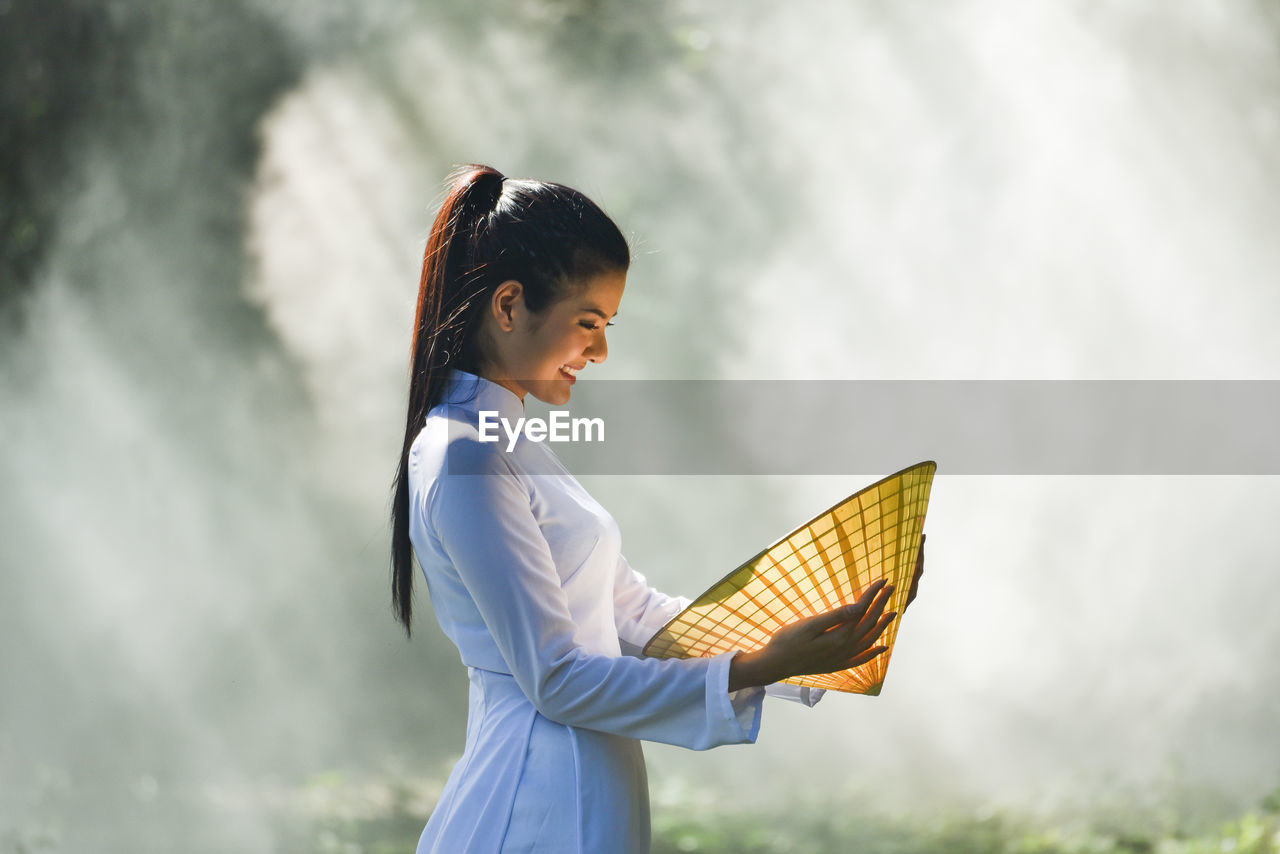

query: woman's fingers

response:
[806,579,888,636]
[865,611,896,645]
[814,581,894,651]
[844,645,888,669]
[764,577,908,679]
[848,584,894,639]
[833,606,895,657]
[832,613,896,672]
[905,533,925,609]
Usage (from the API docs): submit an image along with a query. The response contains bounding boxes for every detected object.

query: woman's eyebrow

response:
[581,307,618,320]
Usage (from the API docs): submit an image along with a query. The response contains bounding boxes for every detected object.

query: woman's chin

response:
[529,382,572,407]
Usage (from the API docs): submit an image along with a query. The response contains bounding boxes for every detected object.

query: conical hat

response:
[643,461,936,695]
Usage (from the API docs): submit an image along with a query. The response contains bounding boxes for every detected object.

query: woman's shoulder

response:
[410,412,523,479]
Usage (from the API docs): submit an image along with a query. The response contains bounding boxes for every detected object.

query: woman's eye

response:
[580,321,614,330]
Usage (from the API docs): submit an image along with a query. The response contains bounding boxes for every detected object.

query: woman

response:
[389,165,913,853]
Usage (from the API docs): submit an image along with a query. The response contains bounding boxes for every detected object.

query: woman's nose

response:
[586,331,608,363]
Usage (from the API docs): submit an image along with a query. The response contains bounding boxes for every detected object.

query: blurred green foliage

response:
[269,775,1280,854]
[145,773,1274,854]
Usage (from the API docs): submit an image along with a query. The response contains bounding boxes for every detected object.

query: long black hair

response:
[390,164,630,635]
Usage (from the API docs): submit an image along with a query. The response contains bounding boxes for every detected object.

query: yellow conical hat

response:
[643,461,936,695]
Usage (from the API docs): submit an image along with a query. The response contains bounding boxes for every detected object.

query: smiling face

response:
[476,269,625,406]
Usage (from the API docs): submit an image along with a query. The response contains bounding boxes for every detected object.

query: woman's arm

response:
[612,554,826,706]
[611,553,690,655]
[432,439,762,750]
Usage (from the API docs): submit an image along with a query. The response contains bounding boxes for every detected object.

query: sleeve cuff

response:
[706,651,764,745]
[763,682,826,707]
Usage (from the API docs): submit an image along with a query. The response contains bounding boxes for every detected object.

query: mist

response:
[3,1,1278,850]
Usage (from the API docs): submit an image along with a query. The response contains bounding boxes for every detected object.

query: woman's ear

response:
[490,280,524,332]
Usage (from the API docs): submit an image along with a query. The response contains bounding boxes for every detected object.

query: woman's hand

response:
[728,579,896,691]
[905,533,925,612]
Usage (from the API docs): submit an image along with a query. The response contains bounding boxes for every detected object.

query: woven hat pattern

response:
[643,461,936,695]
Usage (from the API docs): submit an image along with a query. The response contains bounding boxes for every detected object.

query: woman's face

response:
[482,268,625,406]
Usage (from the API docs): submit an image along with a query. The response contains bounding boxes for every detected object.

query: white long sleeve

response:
[427,439,760,748]
[407,370,765,749]
[611,552,825,708]
[612,553,689,655]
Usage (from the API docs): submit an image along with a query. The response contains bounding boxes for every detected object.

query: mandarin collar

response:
[442,369,525,423]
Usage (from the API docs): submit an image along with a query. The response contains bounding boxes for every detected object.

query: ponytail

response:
[390,165,630,635]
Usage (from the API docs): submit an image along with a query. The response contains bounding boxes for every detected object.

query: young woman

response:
[390,165,915,853]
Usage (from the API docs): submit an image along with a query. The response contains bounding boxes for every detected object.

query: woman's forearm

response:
[728,648,786,692]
